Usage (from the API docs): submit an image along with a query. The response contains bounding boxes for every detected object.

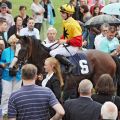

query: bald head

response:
[78,79,93,95]
[101,102,118,120]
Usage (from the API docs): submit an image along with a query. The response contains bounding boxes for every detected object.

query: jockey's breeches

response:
[50,45,79,57]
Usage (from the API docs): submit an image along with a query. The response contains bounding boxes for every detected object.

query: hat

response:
[0,3,7,8]
[59,4,75,14]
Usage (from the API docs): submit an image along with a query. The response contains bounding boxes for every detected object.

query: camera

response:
[9,67,18,77]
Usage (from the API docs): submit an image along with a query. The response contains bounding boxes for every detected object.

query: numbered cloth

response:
[69,53,91,76]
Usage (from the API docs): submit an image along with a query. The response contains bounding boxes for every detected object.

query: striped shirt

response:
[8,85,58,120]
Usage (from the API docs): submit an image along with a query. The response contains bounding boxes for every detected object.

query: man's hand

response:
[58,39,67,44]
[82,40,87,46]
[37,74,43,81]
[0,63,10,68]
[50,103,65,120]
[0,64,6,68]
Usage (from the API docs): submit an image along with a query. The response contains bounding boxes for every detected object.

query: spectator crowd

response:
[0,0,120,120]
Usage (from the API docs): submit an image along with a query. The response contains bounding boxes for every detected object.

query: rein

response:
[48,41,60,50]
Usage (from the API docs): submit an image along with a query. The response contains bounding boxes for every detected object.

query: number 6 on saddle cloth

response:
[66,53,91,76]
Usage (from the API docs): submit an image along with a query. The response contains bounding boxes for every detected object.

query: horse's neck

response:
[30,42,50,73]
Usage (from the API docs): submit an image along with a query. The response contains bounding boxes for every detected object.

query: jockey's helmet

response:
[59,4,75,14]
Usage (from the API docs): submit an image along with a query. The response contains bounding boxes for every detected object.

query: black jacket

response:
[64,97,102,120]
[37,73,61,101]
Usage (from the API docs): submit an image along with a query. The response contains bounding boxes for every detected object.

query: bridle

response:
[14,41,32,68]
[16,55,28,68]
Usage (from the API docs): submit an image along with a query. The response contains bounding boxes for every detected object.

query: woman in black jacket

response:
[38,57,64,117]
[40,57,64,99]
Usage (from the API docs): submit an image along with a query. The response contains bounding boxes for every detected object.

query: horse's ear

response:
[15,34,21,40]
[15,35,30,44]
[21,35,29,42]
[30,36,42,43]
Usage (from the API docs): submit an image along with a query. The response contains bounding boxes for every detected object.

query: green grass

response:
[12,0,69,38]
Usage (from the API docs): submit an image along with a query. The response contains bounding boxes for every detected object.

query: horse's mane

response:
[22,36,50,73]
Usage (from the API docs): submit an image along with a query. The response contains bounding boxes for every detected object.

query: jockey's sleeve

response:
[66,35,82,47]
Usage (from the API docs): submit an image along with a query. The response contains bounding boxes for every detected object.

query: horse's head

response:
[17,35,32,62]
[10,35,50,74]
[9,35,32,69]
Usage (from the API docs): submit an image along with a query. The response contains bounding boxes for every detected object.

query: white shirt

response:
[31,2,45,23]
[20,27,40,39]
[42,72,54,87]
[94,33,105,50]
[42,38,59,49]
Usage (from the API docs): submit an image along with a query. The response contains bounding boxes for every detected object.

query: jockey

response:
[50,3,83,73]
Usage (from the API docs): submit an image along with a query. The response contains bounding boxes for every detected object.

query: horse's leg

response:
[63,75,80,101]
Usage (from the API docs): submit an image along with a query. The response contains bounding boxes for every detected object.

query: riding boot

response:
[55,55,75,73]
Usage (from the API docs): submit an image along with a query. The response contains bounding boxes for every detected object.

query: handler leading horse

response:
[10,36,120,100]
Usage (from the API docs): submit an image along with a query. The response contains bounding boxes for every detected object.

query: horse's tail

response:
[112,56,120,96]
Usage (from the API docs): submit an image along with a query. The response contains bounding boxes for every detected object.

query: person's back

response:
[8,64,65,120]
[8,85,58,120]
[64,97,101,120]
[63,79,101,120]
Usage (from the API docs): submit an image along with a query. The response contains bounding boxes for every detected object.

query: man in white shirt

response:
[20,17,40,39]
[42,27,58,49]
[94,23,109,50]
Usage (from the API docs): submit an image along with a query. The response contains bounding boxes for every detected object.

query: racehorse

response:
[11,36,120,100]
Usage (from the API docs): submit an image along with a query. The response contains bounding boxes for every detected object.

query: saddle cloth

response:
[68,53,91,76]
